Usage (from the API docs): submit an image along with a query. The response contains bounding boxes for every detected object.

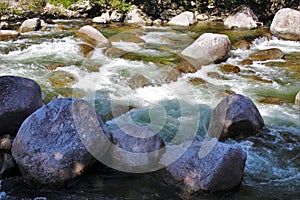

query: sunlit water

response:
[0,20,299,199]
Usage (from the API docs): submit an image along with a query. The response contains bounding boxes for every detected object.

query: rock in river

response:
[270,8,300,41]
[0,76,43,135]
[168,11,197,26]
[208,94,264,141]
[180,33,231,68]
[19,18,42,33]
[12,97,109,187]
[249,48,284,61]
[0,30,20,41]
[162,140,246,193]
[224,6,259,29]
[295,91,300,107]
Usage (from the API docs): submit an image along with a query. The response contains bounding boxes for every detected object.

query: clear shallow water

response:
[0,20,299,199]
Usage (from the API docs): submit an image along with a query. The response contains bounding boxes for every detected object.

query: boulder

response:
[0,30,19,41]
[74,25,110,48]
[11,97,109,187]
[128,73,151,89]
[92,11,111,24]
[208,94,264,141]
[168,11,197,26]
[42,3,81,18]
[249,48,284,61]
[180,33,231,68]
[124,6,147,25]
[19,18,42,33]
[224,6,259,29]
[295,91,300,107]
[110,10,124,22]
[219,64,241,74]
[104,123,165,172]
[162,140,246,193]
[270,8,300,41]
[0,76,43,135]
[0,22,9,30]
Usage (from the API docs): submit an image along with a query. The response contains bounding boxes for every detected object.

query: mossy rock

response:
[189,77,207,85]
[48,71,76,87]
[233,40,251,50]
[174,60,198,74]
[259,96,283,105]
[219,64,241,74]
[239,59,253,65]
[128,73,151,89]
[207,72,222,79]
[44,63,64,70]
[249,48,284,61]
[80,43,94,58]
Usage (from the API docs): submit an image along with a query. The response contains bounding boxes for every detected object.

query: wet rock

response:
[162,140,246,193]
[74,25,111,48]
[80,43,94,58]
[165,68,181,84]
[207,72,221,79]
[0,153,15,178]
[153,19,162,26]
[219,64,241,74]
[0,30,19,41]
[42,3,81,18]
[259,96,283,105]
[239,59,253,65]
[189,77,207,85]
[124,6,147,25]
[270,8,300,41]
[0,135,12,151]
[174,61,198,74]
[295,91,300,107]
[180,33,231,68]
[128,73,151,89]
[48,71,76,87]
[110,10,125,22]
[104,46,126,58]
[44,63,64,70]
[208,94,264,141]
[107,123,164,172]
[92,11,111,24]
[19,18,42,33]
[233,40,251,50]
[0,22,9,30]
[168,11,197,26]
[224,6,259,29]
[249,48,284,61]
[248,75,272,83]
[11,97,109,187]
[0,76,43,135]
[195,12,209,21]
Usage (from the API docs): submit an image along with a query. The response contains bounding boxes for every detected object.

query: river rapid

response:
[0,20,299,199]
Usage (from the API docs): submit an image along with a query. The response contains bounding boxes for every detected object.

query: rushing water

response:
[0,20,299,199]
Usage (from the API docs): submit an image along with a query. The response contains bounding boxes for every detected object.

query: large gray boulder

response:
[224,6,259,29]
[208,94,264,141]
[124,6,147,25]
[162,140,246,193]
[11,97,109,187]
[0,76,43,135]
[0,30,20,41]
[168,11,197,26]
[101,123,164,173]
[19,18,42,33]
[270,8,300,41]
[74,25,111,48]
[180,33,231,68]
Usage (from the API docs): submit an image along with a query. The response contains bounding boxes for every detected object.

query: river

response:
[0,19,299,199]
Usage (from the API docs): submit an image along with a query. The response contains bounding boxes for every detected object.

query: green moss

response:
[48,0,78,8]
[0,2,9,15]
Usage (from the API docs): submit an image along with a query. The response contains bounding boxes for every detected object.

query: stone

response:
[239,59,253,65]
[44,63,64,70]
[165,68,181,84]
[0,76,43,135]
[249,48,284,61]
[233,40,251,50]
[106,123,165,172]
[174,61,198,74]
[128,73,151,89]
[207,72,221,79]
[180,33,231,68]
[248,75,272,83]
[0,135,12,150]
[168,11,197,26]
[219,64,241,74]
[270,8,300,41]
[0,22,9,30]
[42,3,81,18]
[295,91,300,107]
[124,6,147,25]
[259,96,283,105]
[80,43,94,58]
[48,71,76,87]
[92,11,111,24]
[162,140,246,193]
[19,18,42,33]
[0,30,19,41]
[208,94,264,141]
[11,97,109,187]
[195,13,209,21]
[153,19,162,26]
[104,47,126,58]
[189,77,207,85]
[224,6,259,29]
[0,153,15,178]
[110,10,124,22]
[74,25,111,48]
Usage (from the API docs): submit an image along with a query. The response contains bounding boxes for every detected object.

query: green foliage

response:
[19,0,46,12]
[96,0,131,12]
[0,2,10,15]
[48,0,78,8]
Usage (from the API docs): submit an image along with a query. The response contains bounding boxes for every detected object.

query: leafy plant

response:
[48,0,78,8]
[96,0,131,12]
[19,0,46,12]
[0,2,10,15]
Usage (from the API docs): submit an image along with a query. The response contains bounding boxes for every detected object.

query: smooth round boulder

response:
[270,8,300,41]
[162,140,246,193]
[208,94,264,141]
[11,97,109,187]
[180,33,231,68]
[224,6,259,29]
[168,11,197,26]
[19,18,42,33]
[74,25,111,48]
[295,91,300,107]
[0,30,20,41]
[0,76,43,135]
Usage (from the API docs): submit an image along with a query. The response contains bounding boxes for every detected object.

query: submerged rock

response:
[128,73,151,89]
[0,30,20,41]
[295,91,300,107]
[180,33,231,68]
[249,48,284,61]
[219,64,241,74]
[162,140,246,193]
[168,11,197,26]
[12,97,109,187]
[19,18,42,33]
[224,6,259,29]
[208,94,264,141]
[74,25,111,48]
[48,71,76,87]
[0,76,43,135]
[270,8,300,41]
